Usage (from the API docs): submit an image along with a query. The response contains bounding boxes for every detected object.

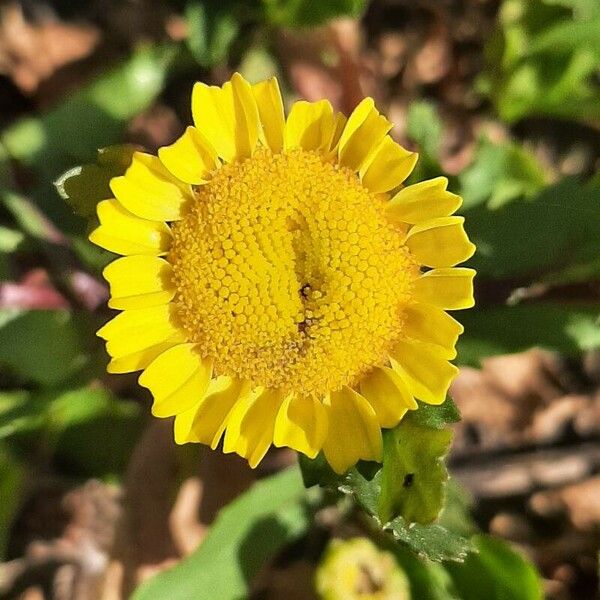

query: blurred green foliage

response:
[0,0,596,595]
[481,0,600,122]
[445,535,543,600]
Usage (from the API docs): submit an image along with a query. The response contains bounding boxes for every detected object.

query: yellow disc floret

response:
[170,148,417,399]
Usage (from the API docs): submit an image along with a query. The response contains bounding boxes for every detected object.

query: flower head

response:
[91,74,475,473]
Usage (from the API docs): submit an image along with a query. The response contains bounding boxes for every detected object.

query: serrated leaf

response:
[385,517,473,563]
[445,534,543,599]
[340,466,382,517]
[55,145,136,220]
[410,398,461,430]
[457,303,600,366]
[378,420,453,524]
[300,400,459,526]
[132,467,309,600]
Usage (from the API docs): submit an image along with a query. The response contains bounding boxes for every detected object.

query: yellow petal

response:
[98,304,186,366]
[106,335,184,374]
[191,73,259,162]
[181,377,250,448]
[139,343,212,418]
[110,152,192,221]
[390,339,458,405]
[229,73,260,159]
[360,136,418,193]
[158,126,219,184]
[103,256,174,310]
[273,395,328,458]
[223,388,285,468]
[387,177,462,225]
[402,303,464,359]
[89,199,171,256]
[322,387,382,474]
[329,111,347,152]
[359,366,417,428]
[337,98,392,172]
[192,82,235,162]
[406,216,476,268]
[172,403,199,444]
[413,268,476,310]
[253,77,284,152]
[284,100,336,152]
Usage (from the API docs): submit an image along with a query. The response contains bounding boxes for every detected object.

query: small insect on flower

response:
[90,74,475,474]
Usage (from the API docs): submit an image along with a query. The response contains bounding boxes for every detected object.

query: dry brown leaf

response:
[0,2,99,94]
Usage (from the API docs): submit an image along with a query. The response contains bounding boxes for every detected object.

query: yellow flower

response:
[90,74,475,474]
[316,537,410,600]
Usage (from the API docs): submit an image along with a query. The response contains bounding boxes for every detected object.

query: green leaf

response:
[0,226,25,253]
[409,398,461,430]
[301,400,459,526]
[543,0,600,19]
[437,480,477,538]
[458,137,547,210]
[0,386,141,477]
[261,0,367,27]
[385,518,473,563]
[341,466,382,517]
[378,420,453,524]
[529,18,600,56]
[238,45,280,84]
[446,534,543,600]
[464,178,600,282]
[1,45,173,185]
[406,101,443,162]
[0,390,37,439]
[0,386,137,439]
[185,0,240,68]
[298,451,341,488]
[0,446,24,559]
[1,191,58,241]
[457,303,600,366]
[51,388,142,477]
[482,0,600,122]
[132,467,310,600]
[0,309,99,387]
[391,543,461,600]
[55,145,136,220]
[299,401,467,560]
[405,101,446,184]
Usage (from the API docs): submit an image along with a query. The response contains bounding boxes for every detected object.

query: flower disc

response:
[170,148,416,399]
